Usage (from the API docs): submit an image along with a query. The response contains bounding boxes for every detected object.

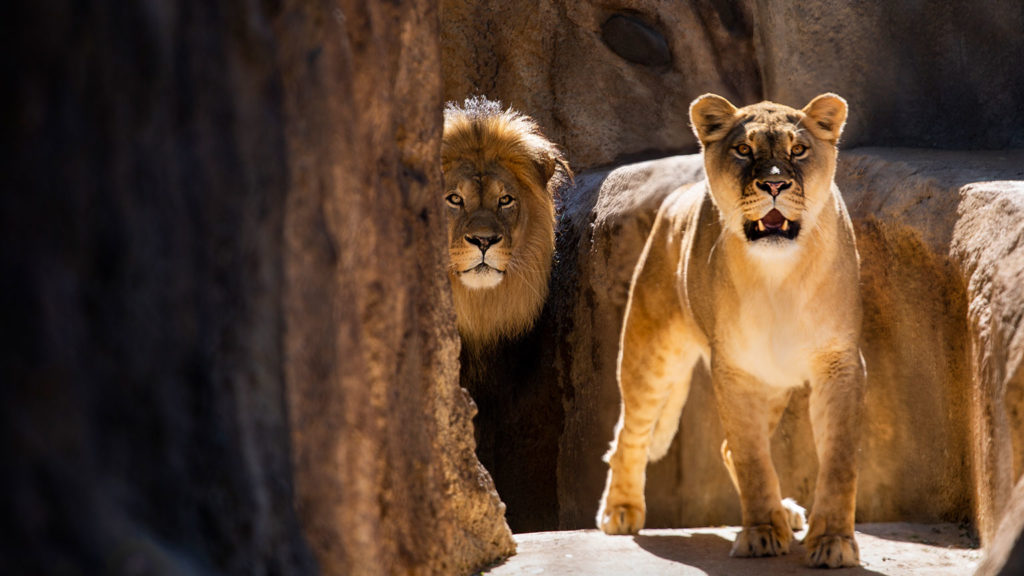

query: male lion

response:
[442,97,568,350]
[597,93,866,568]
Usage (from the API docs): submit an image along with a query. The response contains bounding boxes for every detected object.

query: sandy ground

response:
[481,523,982,576]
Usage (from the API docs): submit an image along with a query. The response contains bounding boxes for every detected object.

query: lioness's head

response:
[690,93,847,254]
[442,97,569,348]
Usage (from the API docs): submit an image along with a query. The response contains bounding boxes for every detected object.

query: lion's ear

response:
[532,146,570,189]
[802,93,847,144]
[690,94,738,145]
[535,151,557,184]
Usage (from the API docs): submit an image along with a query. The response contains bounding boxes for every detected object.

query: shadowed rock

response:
[601,14,672,67]
[2,1,514,574]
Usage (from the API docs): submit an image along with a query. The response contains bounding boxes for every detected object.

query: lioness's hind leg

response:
[649,349,701,462]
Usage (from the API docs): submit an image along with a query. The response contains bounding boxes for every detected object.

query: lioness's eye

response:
[498,194,515,207]
[445,193,463,207]
[734,143,752,156]
[791,144,807,157]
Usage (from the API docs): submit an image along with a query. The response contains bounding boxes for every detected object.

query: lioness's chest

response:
[716,288,824,388]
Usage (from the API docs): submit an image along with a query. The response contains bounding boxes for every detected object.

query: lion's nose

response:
[466,234,503,250]
[755,179,793,198]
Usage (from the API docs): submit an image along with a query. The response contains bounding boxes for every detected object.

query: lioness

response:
[597,93,865,568]
[442,97,568,350]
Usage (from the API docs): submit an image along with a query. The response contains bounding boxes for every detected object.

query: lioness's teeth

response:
[782,220,790,231]
[757,220,766,232]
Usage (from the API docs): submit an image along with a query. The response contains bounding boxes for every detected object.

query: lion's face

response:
[444,164,530,290]
[690,94,847,256]
[441,98,567,347]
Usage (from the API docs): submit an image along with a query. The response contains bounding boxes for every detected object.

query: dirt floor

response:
[481,523,982,575]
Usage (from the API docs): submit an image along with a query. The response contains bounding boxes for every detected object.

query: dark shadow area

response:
[633,532,888,576]
[855,523,979,549]
[462,321,564,533]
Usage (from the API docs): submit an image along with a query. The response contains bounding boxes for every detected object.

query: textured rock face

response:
[3,3,312,572]
[976,476,1024,576]
[553,149,1024,549]
[442,0,1024,170]
[755,2,1024,150]
[441,0,761,169]
[3,1,513,574]
[280,2,515,574]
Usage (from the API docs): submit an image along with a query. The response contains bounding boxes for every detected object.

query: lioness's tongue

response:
[761,209,785,229]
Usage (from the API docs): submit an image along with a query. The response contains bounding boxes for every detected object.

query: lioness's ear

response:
[802,93,847,144]
[690,94,738,145]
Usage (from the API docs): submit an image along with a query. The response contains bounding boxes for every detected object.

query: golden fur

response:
[597,93,866,568]
[442,98,569,349]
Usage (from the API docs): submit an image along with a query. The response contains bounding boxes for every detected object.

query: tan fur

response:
[597,94,866,569]
[442,98,569,349]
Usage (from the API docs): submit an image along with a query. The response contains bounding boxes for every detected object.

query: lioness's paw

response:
[597,503,645,535]
[730,524,792,557]
[805,534,860,568]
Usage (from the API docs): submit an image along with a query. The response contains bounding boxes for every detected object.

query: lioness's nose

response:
[466,234,502,250]
[756,179,793,198]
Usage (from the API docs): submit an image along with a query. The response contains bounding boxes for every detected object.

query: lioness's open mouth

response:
[743,208,800,241]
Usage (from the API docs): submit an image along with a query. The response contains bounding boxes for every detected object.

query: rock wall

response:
[442,0,1024,171]
[442,0,762,169]
[279,2,515,574]
[2,1,513,574]
[976,475,1024,576]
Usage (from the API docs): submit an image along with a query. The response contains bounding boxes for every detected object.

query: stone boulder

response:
[976,475,1024,575]
[2,1,513,574]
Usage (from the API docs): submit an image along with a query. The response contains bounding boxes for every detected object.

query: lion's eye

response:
[445,193,463,207]
[498,194,516,207]
[791,144,807,157]
[734,143,752,156]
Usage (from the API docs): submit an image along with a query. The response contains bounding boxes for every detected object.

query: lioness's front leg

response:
[598,341,699,535]
[805,349,866,568]
[598,213,696,535]
[713,363,797,557]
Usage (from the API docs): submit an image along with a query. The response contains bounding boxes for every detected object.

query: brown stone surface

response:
[442,1,1024,171]
[442,0,761,169]
[754,3,1024,151]
[483,524,982,576]
[975,476,1024,576]
[551,149,1024,551]
[3,1,513,574]
[279,2,513,574]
